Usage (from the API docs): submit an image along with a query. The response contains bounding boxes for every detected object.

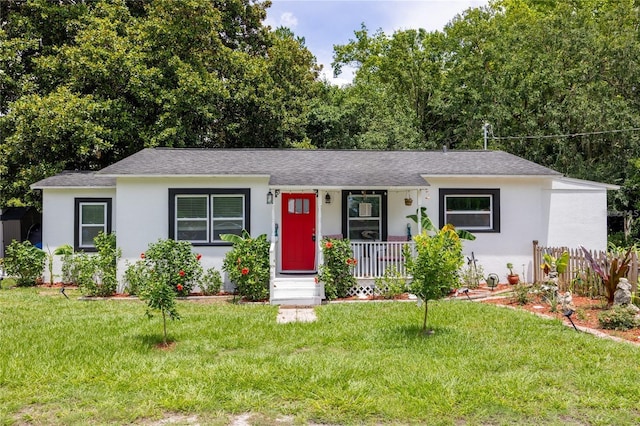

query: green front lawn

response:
[1,287,639,425]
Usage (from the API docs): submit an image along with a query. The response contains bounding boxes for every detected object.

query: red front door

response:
[281,193,316,271]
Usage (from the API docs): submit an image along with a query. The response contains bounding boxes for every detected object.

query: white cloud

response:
[386,1,489,33]
[265,11,299,29]
[280,12,299,28]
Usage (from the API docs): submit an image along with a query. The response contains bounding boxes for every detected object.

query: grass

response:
[0,287,639,425]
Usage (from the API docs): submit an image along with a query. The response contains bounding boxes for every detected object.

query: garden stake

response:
[458,287,471,301]
[563,308,578,331]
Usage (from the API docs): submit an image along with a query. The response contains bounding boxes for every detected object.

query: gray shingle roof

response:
[31,171,116,189]
[96,148,561,187]
[33,149,563,188]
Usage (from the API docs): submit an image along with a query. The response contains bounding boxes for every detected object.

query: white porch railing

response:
[350,241,415,278]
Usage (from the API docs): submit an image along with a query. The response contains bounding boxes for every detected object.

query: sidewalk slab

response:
[277,307,317,323]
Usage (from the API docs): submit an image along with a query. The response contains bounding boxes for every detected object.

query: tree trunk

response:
[422,300,428,332]
[162,309,167,345]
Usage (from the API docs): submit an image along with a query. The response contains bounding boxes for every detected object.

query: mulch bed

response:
[480,291,640,345]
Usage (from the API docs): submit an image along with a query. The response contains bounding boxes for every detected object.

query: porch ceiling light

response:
[266,190,274,205]
[325,193,331,204]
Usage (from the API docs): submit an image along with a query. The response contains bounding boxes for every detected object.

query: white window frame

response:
[74,198,112,251]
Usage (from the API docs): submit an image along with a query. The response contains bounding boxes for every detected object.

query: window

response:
[342,190,388,240]
[439,189,500,232]
[169,189,250,244]
[74,198,112,251]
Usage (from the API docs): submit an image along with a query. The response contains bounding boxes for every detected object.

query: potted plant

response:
[506,262,519,285]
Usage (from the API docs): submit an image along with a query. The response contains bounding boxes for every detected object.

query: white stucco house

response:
[31,148,617,304]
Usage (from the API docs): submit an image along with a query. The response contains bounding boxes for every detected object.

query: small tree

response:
[130,239,202,345]
[406,225,464,334]
[138,270,180,346]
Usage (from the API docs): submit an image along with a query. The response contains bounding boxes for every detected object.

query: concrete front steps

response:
[270,276,324,306]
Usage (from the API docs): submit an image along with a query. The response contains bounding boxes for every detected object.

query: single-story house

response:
[31,148,617,304]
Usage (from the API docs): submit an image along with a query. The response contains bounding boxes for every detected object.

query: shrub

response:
[77,233,121,297]
[511,283,531,305]
[222,232,270,301]
[374,265,406,299]
[598,305,640,331]
[460,262,484,289]
[142,239,203,296]
[318,238,357,300]
[4,240,46,286]
[70,252,98,290]
[123,260,149,295]
[200,267,222,296]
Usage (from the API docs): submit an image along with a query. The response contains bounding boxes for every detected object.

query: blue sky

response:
[265,0,490,85]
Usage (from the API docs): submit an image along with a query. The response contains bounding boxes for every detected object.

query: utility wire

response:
[491,127,640,140]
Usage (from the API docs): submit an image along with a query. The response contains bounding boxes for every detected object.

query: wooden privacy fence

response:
[532,240,638,292]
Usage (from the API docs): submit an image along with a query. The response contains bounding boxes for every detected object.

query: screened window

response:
[74,198,112,251]
[346,193,383,241]
[169,189,250,244]
[439,189,500,232]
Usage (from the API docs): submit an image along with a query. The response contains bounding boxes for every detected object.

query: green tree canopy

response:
[0,0,322,206]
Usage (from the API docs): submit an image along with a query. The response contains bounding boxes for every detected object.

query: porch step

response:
[271,277,323,306]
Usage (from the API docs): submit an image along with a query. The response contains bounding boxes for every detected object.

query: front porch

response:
[269,239,415,305]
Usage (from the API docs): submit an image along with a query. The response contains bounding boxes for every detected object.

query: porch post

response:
[269,194,277,300]
[417,188,423,234]
[317,190,324,268]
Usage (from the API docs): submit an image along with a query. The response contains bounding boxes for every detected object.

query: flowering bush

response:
[222,231,270,301]
[318,238,357,300]
[135,239,203,296]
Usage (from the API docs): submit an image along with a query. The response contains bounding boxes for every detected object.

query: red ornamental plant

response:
[221,231,270,301]
[581,246,633,304]
[136,239,203,296]
[177,284,183,292]
[318,237,357,300]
